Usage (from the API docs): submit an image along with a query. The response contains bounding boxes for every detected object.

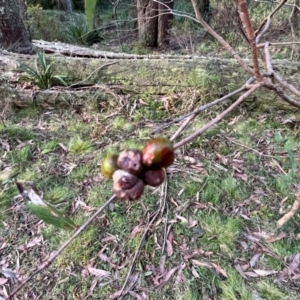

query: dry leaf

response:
[234,264,248,279]
[166,240,173,257]
[191,267,200,278]
[235,172,248,182]
[88,267,110,278]
[253,269,278,276]
[0,267,16,279]
[244,271,259,277]
[18,237,42,251]
[265,232,287,243]
[192,260,228,279]
[162,266,179,283]
[288,253,300,273]
[159,255,166,275]
[0,278,8,285]
[129,291,143,300]
[249,253,262,268]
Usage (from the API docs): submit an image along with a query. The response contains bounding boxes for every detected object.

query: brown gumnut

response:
[142,137,174,168]
[141,167,166,187]
[114,179,145,200]
[118,149,143,176]
[112,169,138,190]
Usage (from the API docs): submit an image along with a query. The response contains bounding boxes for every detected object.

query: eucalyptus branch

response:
[6,195,116,300]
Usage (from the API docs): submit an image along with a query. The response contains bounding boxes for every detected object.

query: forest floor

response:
[1,85,300,299]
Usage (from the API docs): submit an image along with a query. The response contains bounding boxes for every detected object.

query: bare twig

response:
[256,16,271,44]
[257,41,300,47]
[6,195,116,300]
[238,0,262,82]
[264,42,274,75]
[170,114,195,142]
[273,72,300,98]
[288,0,297,59]
[255,0,288,35]
[265,81,300,108]
[277,176,300,227]
[69,62,118,88]
[152,85,248,134]
[190,0,254,75]
[119,184,166,297]
[174,82,262,150]
[113,0,124,52]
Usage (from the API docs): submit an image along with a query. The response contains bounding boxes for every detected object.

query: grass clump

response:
[197,212,241,257]
[18,48,67,89]
[68,136,93,154]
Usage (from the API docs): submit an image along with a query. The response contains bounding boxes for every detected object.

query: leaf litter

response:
[1,96,300,298]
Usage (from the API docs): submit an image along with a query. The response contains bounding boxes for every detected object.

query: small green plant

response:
[18,48,67,89]
[64,16,103,45]
[68,136,93,154]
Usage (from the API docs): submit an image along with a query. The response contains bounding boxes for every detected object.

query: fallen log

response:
[1,40,300,114]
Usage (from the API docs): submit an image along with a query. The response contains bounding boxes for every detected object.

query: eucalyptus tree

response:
[0,0,34,54]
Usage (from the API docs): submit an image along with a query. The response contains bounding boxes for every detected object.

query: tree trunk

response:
[158,0,174,46]
[0,0,34,54]
[137,0,159,47]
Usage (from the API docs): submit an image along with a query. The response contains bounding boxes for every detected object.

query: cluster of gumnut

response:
[101,137,175,200]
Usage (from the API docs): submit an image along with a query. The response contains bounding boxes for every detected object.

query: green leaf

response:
[41,148,54,154]
[53,75,68,86]
[16,182,77,230]
[27,201,77,230]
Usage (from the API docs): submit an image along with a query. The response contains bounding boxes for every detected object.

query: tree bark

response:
[0,0,34,54]
[137,0,159,47]
[158,0,174,46]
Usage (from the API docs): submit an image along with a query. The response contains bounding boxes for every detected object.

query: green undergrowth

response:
[0,95,300,299]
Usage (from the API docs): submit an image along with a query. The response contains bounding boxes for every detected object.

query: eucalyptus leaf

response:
[16,182,77,230]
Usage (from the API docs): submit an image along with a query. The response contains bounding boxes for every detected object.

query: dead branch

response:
[264,81,300,108]
[238,0,262,82]
[277,180,300,228]
[170,114,195,142]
